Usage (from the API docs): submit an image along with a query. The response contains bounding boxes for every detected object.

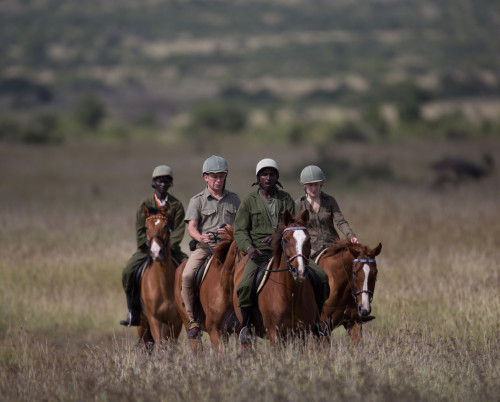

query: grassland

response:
[0,138,499,401]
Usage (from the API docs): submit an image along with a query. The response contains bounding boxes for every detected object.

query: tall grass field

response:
[0,139,498,401]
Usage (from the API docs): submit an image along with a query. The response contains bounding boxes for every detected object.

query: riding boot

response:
[187,319,200,340]
[119,293,141,327]
[238,307,254,345]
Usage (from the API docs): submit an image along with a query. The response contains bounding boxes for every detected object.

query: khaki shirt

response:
[184,187,241,239]
[295,192,356,254]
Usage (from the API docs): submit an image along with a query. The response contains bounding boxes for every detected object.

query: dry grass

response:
[0,139,499,401]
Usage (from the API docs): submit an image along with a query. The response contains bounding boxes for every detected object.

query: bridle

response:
[145,214,170,258]
[341,250,376,304]
[267,226,310,274]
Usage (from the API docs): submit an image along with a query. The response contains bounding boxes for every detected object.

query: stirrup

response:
[315,320,329,337]
[120,311,140,327]
[187,319,200,339]
[238,326,253,345]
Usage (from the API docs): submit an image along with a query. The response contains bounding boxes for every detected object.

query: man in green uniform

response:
[234,158,330,343]
[120,165,188,327]
[182,155,240,339]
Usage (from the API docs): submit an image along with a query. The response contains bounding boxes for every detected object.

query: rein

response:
[341,251,376,304]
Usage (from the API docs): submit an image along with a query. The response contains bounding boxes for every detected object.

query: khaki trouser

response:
[181,243,213,321]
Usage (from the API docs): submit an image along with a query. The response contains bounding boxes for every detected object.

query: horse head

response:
[141,203,171,262]
[346,242,381,317]
[273,209,311,281]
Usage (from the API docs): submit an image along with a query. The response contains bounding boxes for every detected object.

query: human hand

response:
[262,235,273,245]
[200,233,213,243]
[350,237,359,244]
[247,247,261,259]
[217,223,229,235]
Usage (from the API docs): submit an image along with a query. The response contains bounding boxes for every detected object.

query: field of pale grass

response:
[0,139,499,401]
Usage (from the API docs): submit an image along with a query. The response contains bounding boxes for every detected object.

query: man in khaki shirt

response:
[182,155,241,339]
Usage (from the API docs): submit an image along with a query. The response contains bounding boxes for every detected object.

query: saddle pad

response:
[256,257,274,294]
[200,255,214,284]
[314,248,328,264]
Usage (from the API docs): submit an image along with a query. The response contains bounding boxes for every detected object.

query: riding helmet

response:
[256,158,279,176]
[152,165,173,179]
[299,165,325,184]
[202,155,228,174]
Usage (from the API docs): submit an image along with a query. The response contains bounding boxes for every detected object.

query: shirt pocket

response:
[201,207,217,228]
[250,211,264,228]
[224,205,238,225]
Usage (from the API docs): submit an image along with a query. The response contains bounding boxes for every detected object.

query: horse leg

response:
[147,316,163,347]
[346,321,363,346]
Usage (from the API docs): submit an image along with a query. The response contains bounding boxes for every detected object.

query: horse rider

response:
[234,158,330,343]
[120,165,188,327]
[181,155,241,339]
[295,165,358,260]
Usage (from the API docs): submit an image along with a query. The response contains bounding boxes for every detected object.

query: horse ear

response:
[282,209,293,226]
[298,209,309,226]
[373,242,382,256]
[141,203,149,218]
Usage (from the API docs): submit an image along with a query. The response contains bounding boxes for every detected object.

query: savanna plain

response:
[0,138,498,402]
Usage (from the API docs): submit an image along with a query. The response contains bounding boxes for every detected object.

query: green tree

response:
[74,94,106,130]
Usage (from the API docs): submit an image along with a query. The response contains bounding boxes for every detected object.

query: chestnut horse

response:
[233,209,318,345]
[175,227,239,352]
[137,204,183,347]
[316,240,381,344]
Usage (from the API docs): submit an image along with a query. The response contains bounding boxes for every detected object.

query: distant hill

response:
[1,0,499,124]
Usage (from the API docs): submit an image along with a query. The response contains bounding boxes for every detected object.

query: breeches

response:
[182,245,212,288]
[121,249,148,293]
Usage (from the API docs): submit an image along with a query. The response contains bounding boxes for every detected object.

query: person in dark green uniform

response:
[234,158,330,343]
[119,165,188,327]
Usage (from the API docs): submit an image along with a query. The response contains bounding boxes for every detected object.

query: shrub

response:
[74,94,106,130]
[20,113,63,144]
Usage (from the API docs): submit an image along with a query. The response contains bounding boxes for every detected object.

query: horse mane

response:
[212,226,235,262]
[322,238,372,259]
[271,224,285,264]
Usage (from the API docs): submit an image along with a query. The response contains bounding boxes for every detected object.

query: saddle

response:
[251,258,322,309]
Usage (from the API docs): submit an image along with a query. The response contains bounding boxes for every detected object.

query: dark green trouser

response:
[236,255,267,309]
[122,249,148,293]
[308,260,330,314]
[236,255,330,312]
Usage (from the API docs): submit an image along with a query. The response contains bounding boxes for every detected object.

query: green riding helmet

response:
[300,165,325,184]
[152,165,173,179]
[202,155,228,174]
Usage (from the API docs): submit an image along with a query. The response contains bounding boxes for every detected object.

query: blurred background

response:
[1,3,499,399]
[1,0,499,148]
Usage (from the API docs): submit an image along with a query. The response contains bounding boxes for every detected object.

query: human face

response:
[153,176,172,198]
[204,172,227,194]
[258,168,278,192]
[303,181,323,198]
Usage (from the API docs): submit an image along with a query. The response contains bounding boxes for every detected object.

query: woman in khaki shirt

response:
[295,165,358,259]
